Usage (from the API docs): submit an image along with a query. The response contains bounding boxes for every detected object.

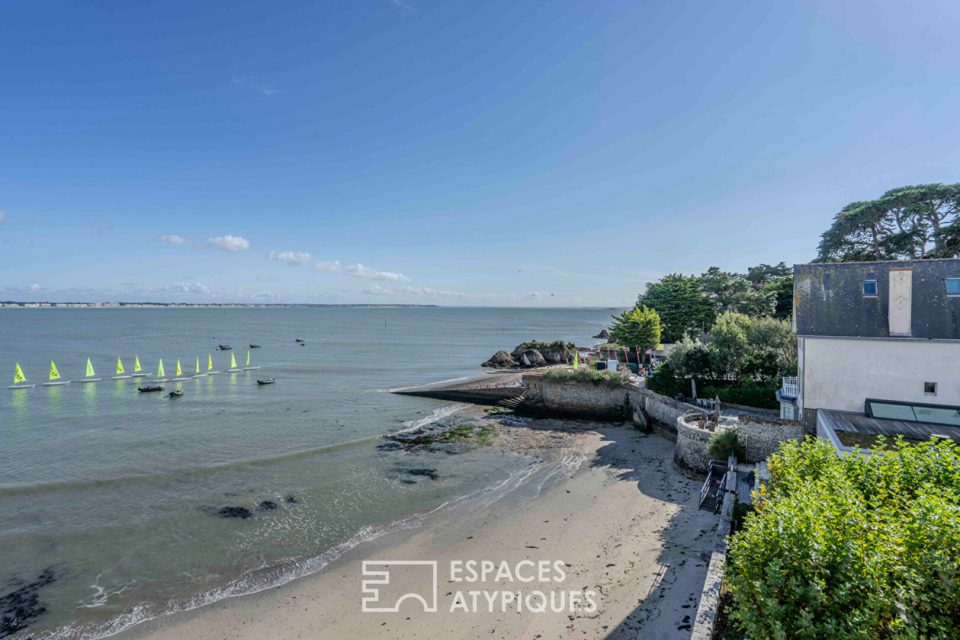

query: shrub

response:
[708,429,745,461]
[541,367,629,389]
[726,437,960,639]
[702,383,779,409]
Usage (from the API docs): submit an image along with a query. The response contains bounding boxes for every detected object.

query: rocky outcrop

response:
[593,329,610,339]
[482,350,516,368]
[519,349,547,368]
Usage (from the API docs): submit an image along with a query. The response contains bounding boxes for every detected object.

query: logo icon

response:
[361,560,438,613]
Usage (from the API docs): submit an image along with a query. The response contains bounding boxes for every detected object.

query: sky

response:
[1,0,959,306]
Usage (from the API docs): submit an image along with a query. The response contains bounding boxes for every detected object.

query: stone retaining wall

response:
[675,414,721,473]
[675,413,804,474]
[521,375,631,420]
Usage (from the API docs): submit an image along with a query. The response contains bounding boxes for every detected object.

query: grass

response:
[434,423,497,446]
[541,367,629,389]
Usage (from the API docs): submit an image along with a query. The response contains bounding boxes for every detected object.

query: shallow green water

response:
[0,307,612,639]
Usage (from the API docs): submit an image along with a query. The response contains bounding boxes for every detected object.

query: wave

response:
[39,455,574,640]
[389,404,465,435]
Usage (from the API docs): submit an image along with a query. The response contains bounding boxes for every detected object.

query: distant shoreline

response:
[0,302,440,309]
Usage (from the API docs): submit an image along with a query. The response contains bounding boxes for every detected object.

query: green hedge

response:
[726,437,960,639]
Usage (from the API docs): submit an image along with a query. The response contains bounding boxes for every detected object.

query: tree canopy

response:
[608,305,662,350]
[817,183,960,261]
[700,267,775,317]
[636,274,715,343]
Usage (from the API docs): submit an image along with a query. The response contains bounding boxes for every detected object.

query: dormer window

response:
[946,278,960,296]
[862,279,878,297]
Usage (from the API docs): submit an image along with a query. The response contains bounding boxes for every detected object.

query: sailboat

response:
[112,357,132,380]
[172,359,191,381]
[153,358,170,383]
[9,363,35,389]
[227,352,242,373]
[79,357,102,383]
[192,355,206,378]
[43,360,70,386]
[206,353,220,376]
[131,354,147,378]
[242,349,260,371]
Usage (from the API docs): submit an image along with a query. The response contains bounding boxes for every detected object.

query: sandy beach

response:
[121,416,718,640]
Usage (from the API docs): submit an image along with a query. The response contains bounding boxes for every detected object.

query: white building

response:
[785,258,960,434]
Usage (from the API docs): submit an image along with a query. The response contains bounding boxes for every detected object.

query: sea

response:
[0,307,614,639]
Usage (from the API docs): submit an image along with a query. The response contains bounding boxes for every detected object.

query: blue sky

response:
[1,0,959,305]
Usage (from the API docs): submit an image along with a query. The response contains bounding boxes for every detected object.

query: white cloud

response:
[313,260,341,272]
[269,250,313,266]
[171,281,211,295]
[208,235,250,252]
[27,282,41,292]
[346,263,410,282]
[161,234,187,245]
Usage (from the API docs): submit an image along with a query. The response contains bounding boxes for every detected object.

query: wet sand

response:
[123,419,718,640]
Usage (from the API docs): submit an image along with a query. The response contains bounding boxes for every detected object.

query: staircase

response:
[698,461,728,514]
[496,393,526,410]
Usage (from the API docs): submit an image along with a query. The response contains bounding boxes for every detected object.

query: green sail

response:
[116,358,125,375]
[157,359,165,378]
[14,363,26,384]
[85,358,95,378]
[49,360,61,381]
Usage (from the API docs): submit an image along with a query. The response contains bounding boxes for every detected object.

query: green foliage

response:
[541,367,629,389]
[702,383,780,409]
[435,423,497,446]
[817,183,960,261]
[700,267,775,317]
[708,429,745,461]
[763,276,793,320]
[637,274,716,343]
[646,361,686,396]
[726,437,960,639]
[746,262,791,285]
[609,305,662,350]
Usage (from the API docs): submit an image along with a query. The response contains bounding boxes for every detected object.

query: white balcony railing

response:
[781,376,798,399]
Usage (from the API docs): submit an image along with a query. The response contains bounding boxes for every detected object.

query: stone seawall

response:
[521,375,632,420]
[675,413,804,474]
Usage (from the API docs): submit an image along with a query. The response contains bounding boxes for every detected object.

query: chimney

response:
[888,267,912,336]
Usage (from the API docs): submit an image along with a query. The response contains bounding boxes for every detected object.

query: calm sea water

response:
[0,307,613,639]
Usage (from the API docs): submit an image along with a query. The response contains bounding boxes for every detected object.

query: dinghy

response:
[206,353,220,376]
[152,359,170,383]
[169,388,184,398]
[192,355,206,378]
[43,360,70,386]
[242,350,260,371]
[138,384,164,393]
[112,357,132,380]
[171,359,191,381]
[227,352,242,373]
[132,354,148,378]
[257,378,275,386]
[249,344,261,349]
[79,357,102,383]
[218,344,232,351]
[9,363,35,389]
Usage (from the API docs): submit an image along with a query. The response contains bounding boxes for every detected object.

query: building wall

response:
[800,336,960,413]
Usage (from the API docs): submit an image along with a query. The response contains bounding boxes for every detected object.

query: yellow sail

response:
[116,358,125,375]
[157,359,165,377]
[573,351,580,370]
[134,355,142,373]
[49,360,61,381]
[176,359,183,377]
[195,356,200,375]
[85,358,95,378]
[230,353,238,369]
[13,363,26,384]
[246,350,251,366]
[207,353,213,371]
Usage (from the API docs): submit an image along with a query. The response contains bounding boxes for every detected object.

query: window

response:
[946,278,960,296]
[866,398,960,428]
[925,382,937,396]
[862,279,878,297]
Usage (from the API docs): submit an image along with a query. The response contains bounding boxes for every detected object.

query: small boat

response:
[131,354,148,378]
[112,357,132,380]
[169,389,184,398]
[79,357,102,383]
[218,344,232,351]
[227,352,242,373]
[192,355,206,378]
[43,360,71,386]
[242,350,260,371]
[152,359,170,383]
[171,359,191,381]
[249,344,261,349]
[257,378,275,385]
[9,363,35,389]
[206,353,220,376]
[138,384,164,393]
[295,338,305,343]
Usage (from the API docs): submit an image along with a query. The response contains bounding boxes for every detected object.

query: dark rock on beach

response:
[518,349,547,368]
[0,567,56,638]
[216,506,253,519]
[256,500,278,512]
[406,468,439,481]
[481,350,516,368]
[284,495,298,504]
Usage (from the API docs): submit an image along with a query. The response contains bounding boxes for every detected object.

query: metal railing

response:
[781,376,798,398]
